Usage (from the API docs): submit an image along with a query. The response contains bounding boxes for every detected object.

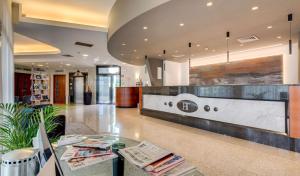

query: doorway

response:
[96,66,121,104]
[53,75,66,104]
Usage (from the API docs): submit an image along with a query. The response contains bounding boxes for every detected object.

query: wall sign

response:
[177,100,198,113]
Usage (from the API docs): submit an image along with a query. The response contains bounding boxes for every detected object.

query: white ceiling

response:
[107,0,300,65]
[13,0,116,31]
[14,22,125,69]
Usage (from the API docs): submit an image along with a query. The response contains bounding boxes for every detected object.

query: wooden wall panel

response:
[289,86,300,138]
[190,55,283,85]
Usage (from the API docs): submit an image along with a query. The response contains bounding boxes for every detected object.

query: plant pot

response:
[84,92,92,105]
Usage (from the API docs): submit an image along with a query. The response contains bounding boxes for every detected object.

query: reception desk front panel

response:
[143,94,286,133]
[141,85,300,152]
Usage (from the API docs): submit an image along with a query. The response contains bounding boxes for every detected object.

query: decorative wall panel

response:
[190,55,283,85]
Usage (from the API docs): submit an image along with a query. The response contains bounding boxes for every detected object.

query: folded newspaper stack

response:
[60,138,117,170]
[119,141,196,176]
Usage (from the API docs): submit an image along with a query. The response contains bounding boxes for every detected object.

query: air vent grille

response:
[75,42,93,47]
[237,35,260,44]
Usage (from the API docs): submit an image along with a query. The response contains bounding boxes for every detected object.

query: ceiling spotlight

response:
[206,1,213,7]
[204,47,209,51]
[122,43,126,46]
[196,44,200,47]
[65,64,71,66]
[267,25,273,29]
[37,64,44,67]
[251,6,259,11]
[143,26,148,30]
[144,38,148,42]
[82,54,88,57]
[179,23,185,27]
[277,36,282,39]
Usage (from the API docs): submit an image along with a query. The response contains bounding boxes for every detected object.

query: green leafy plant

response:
[0,103,62,153]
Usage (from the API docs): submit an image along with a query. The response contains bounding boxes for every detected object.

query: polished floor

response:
[63,104,300,176]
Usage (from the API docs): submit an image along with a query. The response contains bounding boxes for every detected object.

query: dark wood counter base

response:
[141,108,300,153]
[116,87,139,108]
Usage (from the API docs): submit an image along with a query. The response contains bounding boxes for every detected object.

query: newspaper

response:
[66,153,117,171]
[119,141,171,168]
[161,162,196,176]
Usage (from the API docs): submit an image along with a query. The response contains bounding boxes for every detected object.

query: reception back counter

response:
[141,85,300,152]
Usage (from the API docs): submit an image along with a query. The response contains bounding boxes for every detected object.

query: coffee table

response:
[54,135,204,176]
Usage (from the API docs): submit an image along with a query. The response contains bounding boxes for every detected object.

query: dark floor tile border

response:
[141,108,300,153]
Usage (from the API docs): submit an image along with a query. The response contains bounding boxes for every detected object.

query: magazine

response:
[119,141,171,168]
[57,135,86,146]
[66,153,117,171]
[149,161,184,176]
[72,148,112,159]
[145,154,175,171]
[73,138,112,150]
[152,155,184,173]
[162,162,196,176]
[60,147,76,161]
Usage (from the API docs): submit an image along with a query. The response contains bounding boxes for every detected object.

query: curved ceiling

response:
[13,0,116,31]
[108,0,300,66]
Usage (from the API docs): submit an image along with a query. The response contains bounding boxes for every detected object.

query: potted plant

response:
[0,103,61,154]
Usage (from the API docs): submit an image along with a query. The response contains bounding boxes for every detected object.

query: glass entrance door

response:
[96,66,121,104]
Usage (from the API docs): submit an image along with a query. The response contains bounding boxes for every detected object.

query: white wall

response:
[191,43,300,84]
[0,0,14,103]
[163,60,189,86]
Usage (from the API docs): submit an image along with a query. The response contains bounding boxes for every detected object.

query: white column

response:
[0,0,14,103]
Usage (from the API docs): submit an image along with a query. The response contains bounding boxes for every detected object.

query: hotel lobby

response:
[1,0,300,176]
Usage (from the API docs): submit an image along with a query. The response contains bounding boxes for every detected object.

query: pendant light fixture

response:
[288,13,293,55]
[188,42,192,72]
[226,31,230,63]
[145,55,148,74]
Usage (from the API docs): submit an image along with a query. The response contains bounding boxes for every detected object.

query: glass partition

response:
[96,65,121,104]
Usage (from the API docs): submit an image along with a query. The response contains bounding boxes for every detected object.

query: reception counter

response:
[116,87,139,108]
[141,85,300,152]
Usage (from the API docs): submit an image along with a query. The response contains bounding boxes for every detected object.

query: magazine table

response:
[54,135,204,176]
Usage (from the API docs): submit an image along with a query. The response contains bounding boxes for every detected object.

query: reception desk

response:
[116,87,139,108]
[141,85,300,152]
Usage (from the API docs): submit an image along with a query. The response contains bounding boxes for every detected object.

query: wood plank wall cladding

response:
[190,55,283,85]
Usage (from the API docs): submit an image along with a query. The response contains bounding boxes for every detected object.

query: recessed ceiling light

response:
[179,23,184,27]
[144,38,148,42]
[37,64,44,67]
[206,1,213,7]
[251,6,259,11]
[267,25,273,29]
[65,64,71,66]
[143,26,148,30]
[122,43,126,46]
[196,44,200,47]
[82,54,88,57]
[133,49,137,52]
[277,36,282,39]
[204,47,209,51]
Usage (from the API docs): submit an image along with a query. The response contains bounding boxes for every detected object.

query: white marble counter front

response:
[143,93,286,133]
